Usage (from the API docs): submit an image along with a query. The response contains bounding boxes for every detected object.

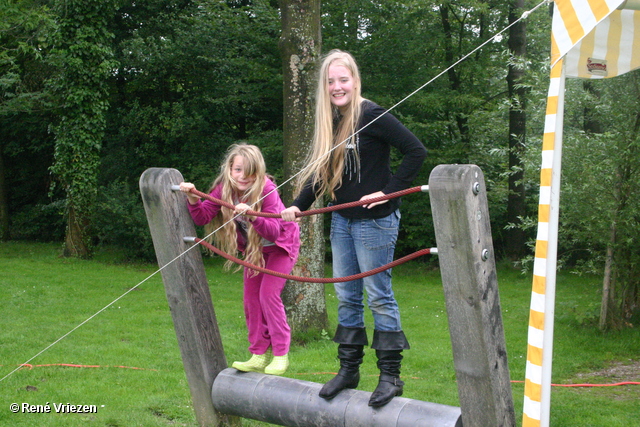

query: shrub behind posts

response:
[140,168,239,427]
[429,164,516,427]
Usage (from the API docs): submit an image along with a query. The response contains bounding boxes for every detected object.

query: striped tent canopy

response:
[523,1,640,426]
[552,0,640,77]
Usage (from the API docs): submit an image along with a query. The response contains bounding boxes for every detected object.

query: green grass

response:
[1,241,638,426]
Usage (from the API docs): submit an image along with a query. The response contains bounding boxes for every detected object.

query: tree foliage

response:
[0,0,58,241]
[559,73,640,329]
[2,0,639,327]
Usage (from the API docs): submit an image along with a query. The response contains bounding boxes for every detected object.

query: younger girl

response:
[180,143,300,375]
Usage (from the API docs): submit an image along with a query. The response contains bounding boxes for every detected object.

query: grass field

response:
[1,241,638,426]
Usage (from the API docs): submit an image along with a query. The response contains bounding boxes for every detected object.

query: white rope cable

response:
[0,0,548,383]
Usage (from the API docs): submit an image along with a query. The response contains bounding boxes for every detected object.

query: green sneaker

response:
[232,349,272,373]
[264,354,289,375]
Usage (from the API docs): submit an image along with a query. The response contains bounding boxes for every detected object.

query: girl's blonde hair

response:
[296,49,364,199]
[204,143,267,274]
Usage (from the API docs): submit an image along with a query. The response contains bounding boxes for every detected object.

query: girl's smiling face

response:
[328,64,355,111]
[230,155,255,192]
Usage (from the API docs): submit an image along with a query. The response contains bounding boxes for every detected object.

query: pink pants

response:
[243,246,295,357]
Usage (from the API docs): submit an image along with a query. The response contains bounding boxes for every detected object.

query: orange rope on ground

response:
[8,364,638,386]
[12,363,156,371]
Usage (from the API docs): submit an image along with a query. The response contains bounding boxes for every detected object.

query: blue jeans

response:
[330,209,402,331]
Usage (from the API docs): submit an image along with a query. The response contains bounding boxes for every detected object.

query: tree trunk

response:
[0,144,9,240]
[63,204,91,258]
[50,0,115,259]
[439,4,471,161]
[439,4,471,164]
[599,222,616,330]
[505,0,527,259]
[279,0,328,336]
[583,81,604,134]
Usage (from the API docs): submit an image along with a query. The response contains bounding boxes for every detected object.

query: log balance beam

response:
[211,368,462,427]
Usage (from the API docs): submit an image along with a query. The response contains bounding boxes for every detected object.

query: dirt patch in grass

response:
[571,359,640,400]
[577,359,640,382]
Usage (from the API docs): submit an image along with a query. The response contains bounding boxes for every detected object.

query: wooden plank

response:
[429,164,516,427]
[140,167,238,427]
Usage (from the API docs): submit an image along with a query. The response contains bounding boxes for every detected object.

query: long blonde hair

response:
[297,49,364,199]
[204,143,267,274]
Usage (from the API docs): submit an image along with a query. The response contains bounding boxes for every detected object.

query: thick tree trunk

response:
[505,0,527,259]
[52,0,114,260]
[279,0,328,335]
[63,205,91,258]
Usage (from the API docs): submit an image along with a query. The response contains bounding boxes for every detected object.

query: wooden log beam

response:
[212,368,462,427]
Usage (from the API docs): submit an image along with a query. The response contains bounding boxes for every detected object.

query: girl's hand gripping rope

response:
[234,203,255,222]
[179,182,201,205]
[280,206,301,222]
[360,191,388,209]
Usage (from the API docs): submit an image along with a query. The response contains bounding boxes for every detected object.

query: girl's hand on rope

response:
[280,206,301,222]
[234,203,254,222]
[179,182,201,205]
[360,191,388,209]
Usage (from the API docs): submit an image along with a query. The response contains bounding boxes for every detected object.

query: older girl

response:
[281,50,426,406]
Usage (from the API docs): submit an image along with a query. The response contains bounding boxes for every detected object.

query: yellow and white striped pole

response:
[522,58,566,427]
[524,1,638,425]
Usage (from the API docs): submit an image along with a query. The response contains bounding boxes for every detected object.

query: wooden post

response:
[428,164,516,427]
[139,168,238,427]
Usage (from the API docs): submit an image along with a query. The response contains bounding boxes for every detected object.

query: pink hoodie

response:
[187,178,300,261]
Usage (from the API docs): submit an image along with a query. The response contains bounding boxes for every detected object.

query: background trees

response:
[0,0,58,242]
[559,72,640,330]
[1,0,638,328]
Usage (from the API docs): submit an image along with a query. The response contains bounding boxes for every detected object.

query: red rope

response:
[184,185,430,282]
[188,186,424,218]
[193,237,432,283]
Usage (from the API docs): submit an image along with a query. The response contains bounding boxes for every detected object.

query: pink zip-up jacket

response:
[187,178,300,261]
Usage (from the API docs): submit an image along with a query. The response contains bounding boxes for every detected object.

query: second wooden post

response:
[429,164,516,427]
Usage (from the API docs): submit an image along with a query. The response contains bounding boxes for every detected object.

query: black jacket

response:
[293,100,427,219]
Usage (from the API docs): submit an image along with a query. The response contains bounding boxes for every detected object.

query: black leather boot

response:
[368,330,410,407]
[319,325,368,400]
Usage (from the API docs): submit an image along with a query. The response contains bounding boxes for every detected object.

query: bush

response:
[10,199,66,242]
[92,181,156,262]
